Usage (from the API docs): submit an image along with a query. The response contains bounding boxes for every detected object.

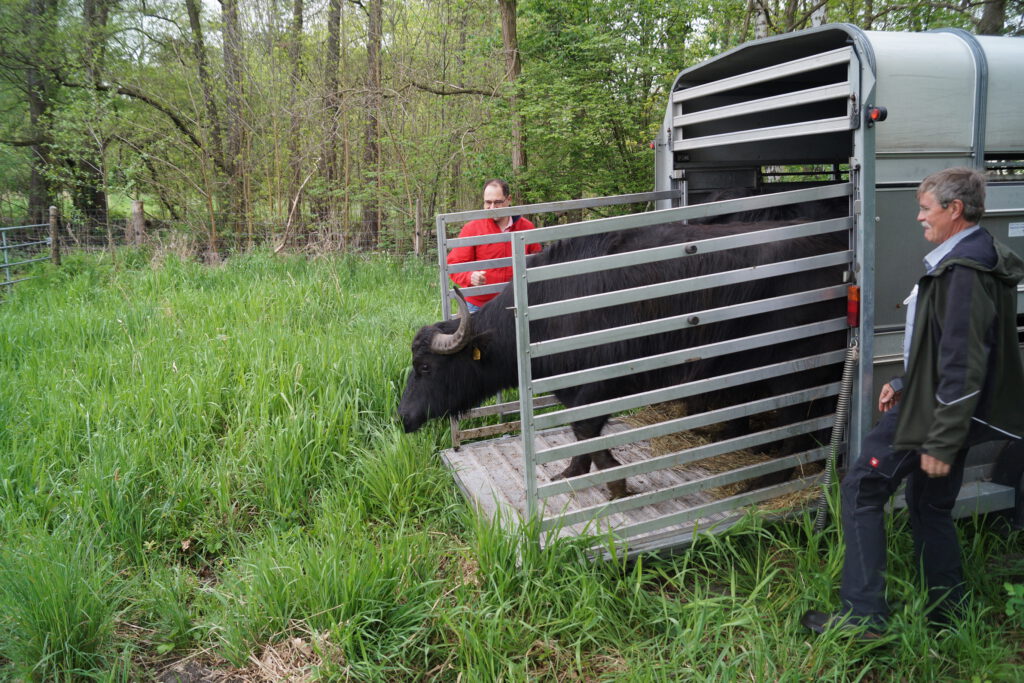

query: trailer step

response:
[890,480,1016,518]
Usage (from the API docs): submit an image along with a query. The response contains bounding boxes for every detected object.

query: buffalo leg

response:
[556,416,631,499]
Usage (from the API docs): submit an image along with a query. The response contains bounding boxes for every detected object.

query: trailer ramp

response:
[442,417,829,557]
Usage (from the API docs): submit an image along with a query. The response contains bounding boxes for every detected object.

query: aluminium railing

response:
[1,223,51,289]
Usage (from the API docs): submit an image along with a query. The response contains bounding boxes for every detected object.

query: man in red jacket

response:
[447,179,541,312]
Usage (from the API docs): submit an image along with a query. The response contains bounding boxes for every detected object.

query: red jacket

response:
[448,216,541,306]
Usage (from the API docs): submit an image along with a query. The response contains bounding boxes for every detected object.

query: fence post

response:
[131,200,145,245]
[414,198,422,256]
[49,205,61,267]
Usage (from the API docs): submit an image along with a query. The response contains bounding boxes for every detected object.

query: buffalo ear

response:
[469,330,494,360]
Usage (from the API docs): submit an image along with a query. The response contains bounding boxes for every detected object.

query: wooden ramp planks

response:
[440,420,739,549]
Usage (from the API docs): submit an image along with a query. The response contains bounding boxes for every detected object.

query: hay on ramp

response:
[622,400,825,510]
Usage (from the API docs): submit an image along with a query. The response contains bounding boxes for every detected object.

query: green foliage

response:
[1,252,1023,680]
[0,529,127,680]
[1005,582,1024,627]
[515,0,695,202]
[5,0,1015,239]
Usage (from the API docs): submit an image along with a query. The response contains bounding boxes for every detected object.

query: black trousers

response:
[839,405,967,622]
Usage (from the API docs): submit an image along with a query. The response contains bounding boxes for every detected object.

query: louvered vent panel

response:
[672,47,855,152]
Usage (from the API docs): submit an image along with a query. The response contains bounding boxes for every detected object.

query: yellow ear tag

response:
[472,347,481,361]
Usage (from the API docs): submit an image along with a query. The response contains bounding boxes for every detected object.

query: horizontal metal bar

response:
[534,315,847,398]
[675,82,851,127]
[0,224,48,232]
[527,216,851,285]
[541,444,831,530]
[874,150,973,158]
[511,184,852,247]
[532,285,847,358]
[608,475,821,540]
[446,256,511,274]
[0,239,50,251]
[438,190,683,225]
[462,394,559,419]
[537,382,840,479]
[673,116,853,152]
[0,254,52,269]
[528,248,851,324]
[0,275,36,287]
[450,282,506,298]
[534,348,846,432]
[983,208,1024,216]
[539,408,833,481]
[448,232,518,249]
[460,422,521,440]
[673,47,852,103]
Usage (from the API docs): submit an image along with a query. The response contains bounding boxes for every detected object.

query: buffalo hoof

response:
[607,479,633,499]
[554,464,589,481]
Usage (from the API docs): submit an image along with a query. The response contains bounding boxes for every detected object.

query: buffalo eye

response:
[417,363,431,376]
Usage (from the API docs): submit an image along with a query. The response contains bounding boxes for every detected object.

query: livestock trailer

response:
[433,25,1024,557]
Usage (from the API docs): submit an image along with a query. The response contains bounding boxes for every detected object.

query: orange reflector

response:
[847,285,860,327]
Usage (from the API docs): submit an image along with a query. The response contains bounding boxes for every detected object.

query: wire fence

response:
[1,194,662,277]
[36,204,440,261]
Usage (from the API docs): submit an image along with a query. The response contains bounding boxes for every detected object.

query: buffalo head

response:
[398,288,510,432]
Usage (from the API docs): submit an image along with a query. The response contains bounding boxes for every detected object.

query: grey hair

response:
[917,167,987,223]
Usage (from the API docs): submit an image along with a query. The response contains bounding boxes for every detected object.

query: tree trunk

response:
[184,0,224,164]
[288,0,305,232]
[497,0,526,195]
[26,73,52,225]
[222,0,246,244]
[316,0,342,236]
[977,0,1006,34]
[78,0,110,231]
[754,0,769,39]
[26,0,56,224]
[359,0,382,250]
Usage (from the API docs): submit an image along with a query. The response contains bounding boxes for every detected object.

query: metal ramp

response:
[441,419,825,557]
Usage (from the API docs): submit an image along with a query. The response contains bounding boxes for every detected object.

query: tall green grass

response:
[1,249,1021,680]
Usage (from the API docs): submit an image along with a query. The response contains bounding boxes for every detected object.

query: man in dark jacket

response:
[803,167,1024,639]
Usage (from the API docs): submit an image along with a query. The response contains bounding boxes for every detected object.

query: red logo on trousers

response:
[869,457,880,468]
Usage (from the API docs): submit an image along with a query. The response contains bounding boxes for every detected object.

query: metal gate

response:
[436,190,682,447]
[1,222,53,290]
[431,183,856,554]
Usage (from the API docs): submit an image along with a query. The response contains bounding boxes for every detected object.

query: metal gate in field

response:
[1,220,55,290]
[440,183,855,555]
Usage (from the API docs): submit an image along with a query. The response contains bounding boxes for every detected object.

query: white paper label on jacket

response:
[1009,222,1024,238]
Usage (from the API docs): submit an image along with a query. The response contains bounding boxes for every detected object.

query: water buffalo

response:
[399,218,848,498]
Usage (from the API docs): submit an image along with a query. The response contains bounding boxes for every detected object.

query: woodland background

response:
[2,0,1022,255]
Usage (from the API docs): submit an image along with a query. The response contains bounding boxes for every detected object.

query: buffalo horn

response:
[429,287,472,354]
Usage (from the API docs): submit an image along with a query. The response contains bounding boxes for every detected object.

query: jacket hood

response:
[930,228,1024,288]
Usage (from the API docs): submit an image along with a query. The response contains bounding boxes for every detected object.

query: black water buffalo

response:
[399,218,848,498]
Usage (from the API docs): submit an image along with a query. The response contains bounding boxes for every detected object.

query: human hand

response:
[920,453,951,477]
[878,383,901,412]
[470,270,487,286]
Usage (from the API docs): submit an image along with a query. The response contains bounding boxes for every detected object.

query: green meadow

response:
[0,251,1021,681]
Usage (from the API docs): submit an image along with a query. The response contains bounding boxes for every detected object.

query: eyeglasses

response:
[484,199,508,208]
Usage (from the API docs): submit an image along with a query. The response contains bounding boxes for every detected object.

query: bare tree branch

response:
[409,80,497,97]
[53,74,216,169]
[0,136,46,146]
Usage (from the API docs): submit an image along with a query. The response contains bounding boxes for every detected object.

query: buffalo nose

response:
[400,413,420,433]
